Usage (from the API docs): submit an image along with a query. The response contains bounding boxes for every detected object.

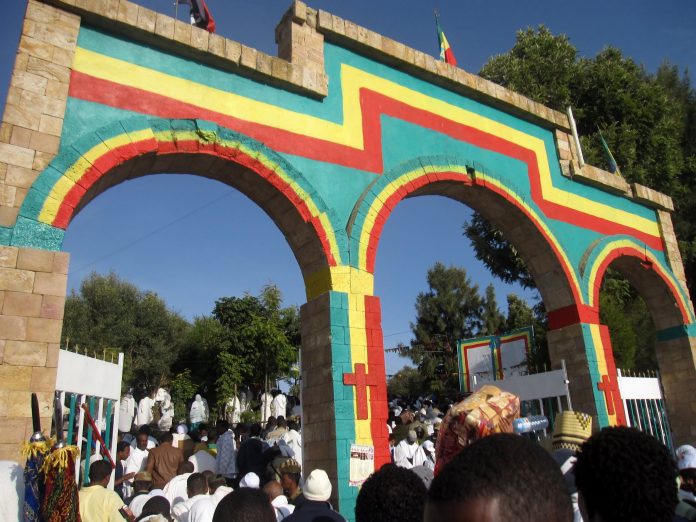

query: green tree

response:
[170,369,197,420]
[61,272,190,394]
[387,366,426,398]
[481,284,505,335]
[211,284,299,403]
[407,262,484,394]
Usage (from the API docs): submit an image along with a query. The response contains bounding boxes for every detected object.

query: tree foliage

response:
[466,26,696,371]
[61,272,189,394]
[177,284,300,407]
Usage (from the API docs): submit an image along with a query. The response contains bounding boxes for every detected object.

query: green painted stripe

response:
[656,323,696,341]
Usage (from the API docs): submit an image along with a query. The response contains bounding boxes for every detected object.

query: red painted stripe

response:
[68,71,663,251]
[364,295,391,469]
[547,304,600,330]
[598,325,626,425]
[52,136,338,265]
[590,247,689,324]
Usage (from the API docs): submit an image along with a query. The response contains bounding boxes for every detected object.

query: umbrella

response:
[22,393,50,522]
[41,396,81,522]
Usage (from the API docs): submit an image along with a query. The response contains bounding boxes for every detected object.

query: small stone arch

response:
[347,155,581,314]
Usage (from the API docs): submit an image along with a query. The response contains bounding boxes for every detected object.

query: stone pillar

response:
[0,245,68,461]
[654,335,696,445]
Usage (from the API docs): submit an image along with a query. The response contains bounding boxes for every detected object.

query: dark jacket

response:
[283,498,347,522]
[236,437,269,479]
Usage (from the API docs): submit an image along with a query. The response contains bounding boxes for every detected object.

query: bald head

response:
[263,480,284,501]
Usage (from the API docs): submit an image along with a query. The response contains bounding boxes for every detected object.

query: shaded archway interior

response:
[404,179,578,313]
[603,255,687,332]
[69,151,332,282]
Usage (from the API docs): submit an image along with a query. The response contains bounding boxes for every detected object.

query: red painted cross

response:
[597,374,618,416]
[343,363,379,420]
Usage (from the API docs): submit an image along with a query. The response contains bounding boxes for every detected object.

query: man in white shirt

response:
[171,473,208,522]
[163,462,194,509]
[137,394,155,427]
[124,432,152,498]
[189,443,217,473]
[393,430,422,469]
[188,475,232,522]
[264,480,294,521]
[281,420,302,466]
[270,390,287,419]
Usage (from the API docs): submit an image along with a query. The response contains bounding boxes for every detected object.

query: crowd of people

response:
[74,389,696,522]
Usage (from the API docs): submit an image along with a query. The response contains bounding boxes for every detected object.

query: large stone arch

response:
[12,116,342,285]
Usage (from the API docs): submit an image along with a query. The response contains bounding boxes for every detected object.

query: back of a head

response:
[263,480,284,501]
[426,433,572,522]
[213,488,276,522]
[356,464,427,522]
[178,461,194,475]
[574,426,677,522]
[140,495,171,518]
[250,424,262,437]
[89,460,112,484]
[161,432,174,444]
[187,473,208,497]
[209,475,227,493]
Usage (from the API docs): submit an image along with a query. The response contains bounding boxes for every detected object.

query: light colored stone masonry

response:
[0,245,68,461]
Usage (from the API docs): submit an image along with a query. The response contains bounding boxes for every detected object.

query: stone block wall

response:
[0,1,79,238]
[0,245,68,461]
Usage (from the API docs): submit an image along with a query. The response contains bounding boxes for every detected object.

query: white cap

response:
[303,469,332,501]
[422,440,435,451]
[240,472,260,489]
[677,445,696,470]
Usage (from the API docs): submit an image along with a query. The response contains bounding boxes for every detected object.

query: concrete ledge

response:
[311,5,570,132]
[570,162,631,196]
[632,183,674,212]
[41,0,328,98]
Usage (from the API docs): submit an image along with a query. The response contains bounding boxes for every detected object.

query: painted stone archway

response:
[1,0,695,518]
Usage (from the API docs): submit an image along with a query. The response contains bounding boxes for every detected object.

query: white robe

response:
[118,394,136,433]
[393,440,423,469]
[190,396,209,424]
[271,394,287,418]
[225,396,241,425]
[136,396,154,427]
[281,429,302,466]
[260,393,273,423]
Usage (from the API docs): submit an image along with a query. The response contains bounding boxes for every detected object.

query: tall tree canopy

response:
[62,272,189,393]
[465,26,696,370]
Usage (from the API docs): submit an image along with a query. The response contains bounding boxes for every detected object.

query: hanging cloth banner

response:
[457,327,534,392]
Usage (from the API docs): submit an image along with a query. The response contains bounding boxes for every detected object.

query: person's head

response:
[574,427,677,522]
[88,460,112,486]
[133,471,153,493]
[117,440,131,460]
[263,480,284,502]
[177,461,194,475]
[356,464,427,522]
[160,432,174,445]
[250,424,262,438]
[208,474,227,495]
[140,495,171,520]
[266,417,277,429]
[217,419,230,433]
[277,417,287,429]
[278,459,301,493]
[187,473,208,498]
[288,420,299,432]
[240,472,260,489]
[407,430,418,444]
[676,445,696,494]
[388,433,397,447]
[425,433,572,522]
[136,432,149,450]
[303,469,332,502]
[212,488,276,522]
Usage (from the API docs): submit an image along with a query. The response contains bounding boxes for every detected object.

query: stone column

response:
[0,245,68,461]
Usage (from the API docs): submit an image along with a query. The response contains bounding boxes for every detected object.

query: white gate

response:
[54,348,124,487]
[617,369,673,450]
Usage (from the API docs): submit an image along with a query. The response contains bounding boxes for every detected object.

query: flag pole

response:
[174,1,178,20]
[566,106,585,167]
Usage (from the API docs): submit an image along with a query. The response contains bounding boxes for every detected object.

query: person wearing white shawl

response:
[189,394,209,429]
[393,430,423,469]
[136,393,155,427]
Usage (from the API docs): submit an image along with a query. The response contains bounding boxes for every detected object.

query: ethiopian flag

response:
[436,19,457,66]
[598,128,621,175]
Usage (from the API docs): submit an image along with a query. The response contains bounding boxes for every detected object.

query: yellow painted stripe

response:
[348,299,373,445]
[73,47,660,240]
[589,323,617,426]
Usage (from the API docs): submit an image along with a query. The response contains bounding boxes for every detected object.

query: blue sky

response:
[1,1,694,376]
